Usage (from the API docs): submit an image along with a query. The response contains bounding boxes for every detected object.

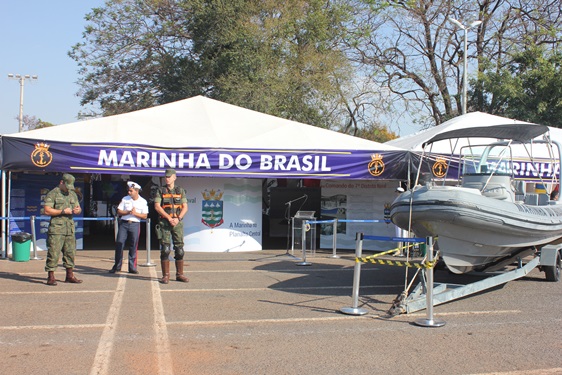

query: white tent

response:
[386,112,562,188]
[386,111,533,153]
[0,96,408,254]
[8,95,400,151]
[1,95,407,180]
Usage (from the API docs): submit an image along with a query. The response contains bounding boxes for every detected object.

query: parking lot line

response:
[89,275,127,375]
[149,265,173,375]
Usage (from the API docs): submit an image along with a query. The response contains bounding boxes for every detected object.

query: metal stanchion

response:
[29,215,42,260]
[141,218,156,267]
[113,216,118,241]
[296,220,311,266]
[414,237,445,327]
[340,232,368,315]
[331,218,339,258]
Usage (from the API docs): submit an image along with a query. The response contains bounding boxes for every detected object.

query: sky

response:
[0,1,105,135]
[0,0,417,138]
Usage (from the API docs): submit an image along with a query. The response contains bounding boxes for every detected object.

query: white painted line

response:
[409,310,522,317]
[467,369,562,375]
[0,290,115,295]
[161,285,400,293]
[166,309,522,327]
[184,268,373,273]
[168,315,365,326]
[149,266,173,375]
[89,275,127,375]
[0,323,106,331]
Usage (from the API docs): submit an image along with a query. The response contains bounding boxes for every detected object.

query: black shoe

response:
[128,269,139,274]
[109,268,120,273]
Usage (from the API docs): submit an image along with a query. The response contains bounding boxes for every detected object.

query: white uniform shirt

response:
[118,195,149,222]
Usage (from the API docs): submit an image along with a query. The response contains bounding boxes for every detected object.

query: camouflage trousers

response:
[158,220,185,260]
[45,233,77,272]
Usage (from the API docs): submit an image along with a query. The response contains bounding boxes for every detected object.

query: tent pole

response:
[1,170,5,258]
[6,171,11,257]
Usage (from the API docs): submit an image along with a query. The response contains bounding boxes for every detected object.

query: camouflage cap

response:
[165,168,177,177]
[62,173,75,190]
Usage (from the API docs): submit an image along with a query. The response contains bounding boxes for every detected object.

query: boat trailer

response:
[395,244,561,314]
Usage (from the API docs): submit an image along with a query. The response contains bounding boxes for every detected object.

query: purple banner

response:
[417,152,561,182]
[1,137,409,180]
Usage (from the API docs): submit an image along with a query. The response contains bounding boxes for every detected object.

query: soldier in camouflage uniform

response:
[43,173,83,286]
[154,168,189,284]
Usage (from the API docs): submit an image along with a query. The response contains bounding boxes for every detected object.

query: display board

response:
[178,177,262,252]
[319,180,399,251]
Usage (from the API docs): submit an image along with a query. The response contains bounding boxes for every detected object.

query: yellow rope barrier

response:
[355,244,438,269]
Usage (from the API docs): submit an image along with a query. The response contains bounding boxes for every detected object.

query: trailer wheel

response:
[544,251,561,282]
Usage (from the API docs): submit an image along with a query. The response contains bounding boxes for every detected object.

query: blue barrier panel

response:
[307,220,334,225]
[339,219,387,223]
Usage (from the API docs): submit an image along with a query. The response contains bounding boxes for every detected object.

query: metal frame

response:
[403,256,541,314]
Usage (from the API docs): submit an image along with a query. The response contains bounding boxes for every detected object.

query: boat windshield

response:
[459,143,514,178]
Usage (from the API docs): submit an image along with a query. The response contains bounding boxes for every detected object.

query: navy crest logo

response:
[432,158,448,178]
[201,189,224,229]
[368,154,385,177]
[31,142,53,167]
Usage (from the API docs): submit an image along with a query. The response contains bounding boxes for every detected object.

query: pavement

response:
[1,248,561,375]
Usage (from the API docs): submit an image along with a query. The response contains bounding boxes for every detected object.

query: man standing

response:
[43,173,83,286]
[154,169,189,284]
[110,181,149,274]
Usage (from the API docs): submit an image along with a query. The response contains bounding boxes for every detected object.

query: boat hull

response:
[390,185,562,274]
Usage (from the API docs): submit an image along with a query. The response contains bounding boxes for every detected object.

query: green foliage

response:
[70,0,562,135]
[21,115,54,131]
[70,0,357,131]
[477,44,562,126]
[354,123,398,142]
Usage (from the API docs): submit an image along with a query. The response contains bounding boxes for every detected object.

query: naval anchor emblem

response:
[31,142,53,168]
[431,158,448,178]
[432,157,448,178]
[368,154,385,177]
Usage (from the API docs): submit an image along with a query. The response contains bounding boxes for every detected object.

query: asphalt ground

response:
[1,248,561,375]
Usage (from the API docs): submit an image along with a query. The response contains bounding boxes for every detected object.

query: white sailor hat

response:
[127,181,142,191]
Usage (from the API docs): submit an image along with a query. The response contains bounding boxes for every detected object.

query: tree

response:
[478,45,562,126]
[70,0,197,116]
[473,1,562,125]
[354,122,398,142]
[345,0,461,127]
[21,115,54,131]
[70,0,391,135]
[346,0,562,128]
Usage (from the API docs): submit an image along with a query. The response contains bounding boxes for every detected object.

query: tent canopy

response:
[8,96,399,150]
[386,112,533,153]
[423,124,549,146]
[387,112,561,183]
[1,96,406,180]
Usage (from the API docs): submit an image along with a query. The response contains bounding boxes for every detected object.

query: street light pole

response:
[7,74,38,132]
[448,18,481,115]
